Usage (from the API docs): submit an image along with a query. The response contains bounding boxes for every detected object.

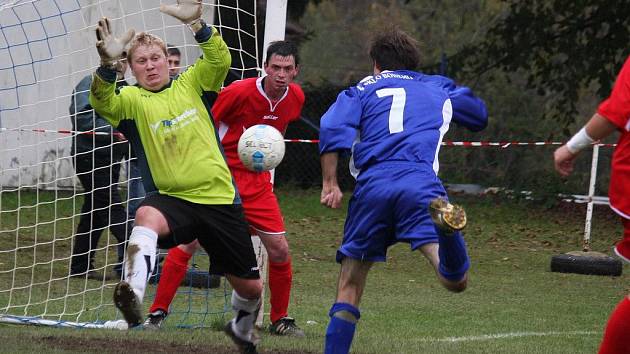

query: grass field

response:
[0,186,627,353]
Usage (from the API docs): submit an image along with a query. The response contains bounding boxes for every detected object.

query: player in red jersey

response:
[144,40,306,337]
[554,56,630,354]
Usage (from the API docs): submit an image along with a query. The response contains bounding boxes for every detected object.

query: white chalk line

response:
[419,330,598,343]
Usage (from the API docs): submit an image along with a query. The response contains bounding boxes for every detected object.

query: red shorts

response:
[232,168,285,234]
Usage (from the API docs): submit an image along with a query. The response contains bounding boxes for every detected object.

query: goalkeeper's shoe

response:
[269,317,305,337]
[113,281,142,328]
[143,309,167,330]
[224,320,258,354]
[429,197,467,234]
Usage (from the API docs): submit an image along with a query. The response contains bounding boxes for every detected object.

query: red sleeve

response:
[598,56,630,131]
[211,81,242,125]
[289,83,306,123]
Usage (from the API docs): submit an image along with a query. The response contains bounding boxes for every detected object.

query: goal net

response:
[0,0,268,329]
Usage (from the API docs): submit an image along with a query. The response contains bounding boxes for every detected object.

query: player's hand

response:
[95,18,134,67]
[553,145,577,177]
[160,0,202,24]
[321,183,343,209]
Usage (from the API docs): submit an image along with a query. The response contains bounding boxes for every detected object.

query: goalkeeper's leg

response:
[114,206,168,327]
[325,258,371,354]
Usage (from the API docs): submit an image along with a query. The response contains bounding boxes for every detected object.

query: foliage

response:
[297,0,503,85]
[298,0,422,85]
[453,0,630,132]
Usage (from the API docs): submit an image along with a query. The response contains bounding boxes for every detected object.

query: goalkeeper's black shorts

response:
[141,193,260,280]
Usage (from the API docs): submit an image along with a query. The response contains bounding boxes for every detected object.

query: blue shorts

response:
[337,162,446,263]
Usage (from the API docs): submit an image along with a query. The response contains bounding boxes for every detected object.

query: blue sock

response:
[325,303,360,354]
[437,230,470,281]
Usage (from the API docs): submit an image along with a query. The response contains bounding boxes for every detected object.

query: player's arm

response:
[554,113,617,177]
[89,70,127,128]
[555,57,630,177]
[163,1,231,94]
[440,77,488,131]
[177,25,231,93]
[282,85,306,135]
[89,17,134,127]
[71,77,97,132]
[289,84,306,126]
[320,152,342,209]
[319,88,361,153]
[319,89,362,208]
[72,77,116,145]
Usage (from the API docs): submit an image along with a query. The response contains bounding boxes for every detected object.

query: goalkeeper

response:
[318,27,488,354]
[145,40,306,337]
[88,1,261,353]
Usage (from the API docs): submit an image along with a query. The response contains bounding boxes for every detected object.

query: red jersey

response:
[212,76,305,172]
[597,56,630,219]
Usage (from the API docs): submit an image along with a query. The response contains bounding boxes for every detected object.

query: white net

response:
[0,0,260,328]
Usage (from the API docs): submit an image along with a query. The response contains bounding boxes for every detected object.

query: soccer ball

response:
[237,124,286,172]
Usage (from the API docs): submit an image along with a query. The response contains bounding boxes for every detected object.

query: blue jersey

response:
[319,70,487,176]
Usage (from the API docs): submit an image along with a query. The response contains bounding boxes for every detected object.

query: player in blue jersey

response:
[319,27,488,354]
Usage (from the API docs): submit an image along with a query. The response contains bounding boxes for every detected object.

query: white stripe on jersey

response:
[433,98,453,174]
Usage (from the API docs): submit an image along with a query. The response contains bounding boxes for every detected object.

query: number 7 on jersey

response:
[376,88,406,134]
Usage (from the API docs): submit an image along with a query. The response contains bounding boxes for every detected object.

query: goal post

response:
[252,0,289,328]
[0,0,286,329]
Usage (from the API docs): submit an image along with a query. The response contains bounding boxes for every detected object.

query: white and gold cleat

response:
[429,197,467,233]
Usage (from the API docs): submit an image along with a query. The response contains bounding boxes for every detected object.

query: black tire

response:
[550,252,622,276]
[182,269,222,289]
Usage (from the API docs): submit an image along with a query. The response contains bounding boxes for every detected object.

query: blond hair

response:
[127,32,167,62]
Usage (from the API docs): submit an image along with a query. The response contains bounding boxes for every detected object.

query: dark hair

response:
[369,28,420,71]
[265,40,299,66]
[166,44,181,57]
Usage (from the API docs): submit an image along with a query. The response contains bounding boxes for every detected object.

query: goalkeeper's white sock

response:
[124,226,157,301]
[230,290,261,343]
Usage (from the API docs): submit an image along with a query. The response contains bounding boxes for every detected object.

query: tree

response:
[298,0,420,85]
[297,0,499,85]
[455,0,630,133]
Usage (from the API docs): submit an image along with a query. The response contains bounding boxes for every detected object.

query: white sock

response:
[231,290,261,343]
[124,226,157,301]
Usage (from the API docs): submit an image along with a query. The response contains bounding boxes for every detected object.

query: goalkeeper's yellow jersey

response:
[89,27,238,205]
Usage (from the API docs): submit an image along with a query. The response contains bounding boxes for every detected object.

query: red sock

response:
[149,246,191,314]
[598,296,630,354]
[268,257,292,323]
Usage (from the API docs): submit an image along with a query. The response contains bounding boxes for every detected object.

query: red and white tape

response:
[0,127,125,139]
[0,127,617,148]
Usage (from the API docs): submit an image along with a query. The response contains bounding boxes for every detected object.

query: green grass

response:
[0,187,627,353]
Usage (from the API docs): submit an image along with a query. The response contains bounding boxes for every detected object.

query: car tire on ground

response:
[550,251,622,276]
